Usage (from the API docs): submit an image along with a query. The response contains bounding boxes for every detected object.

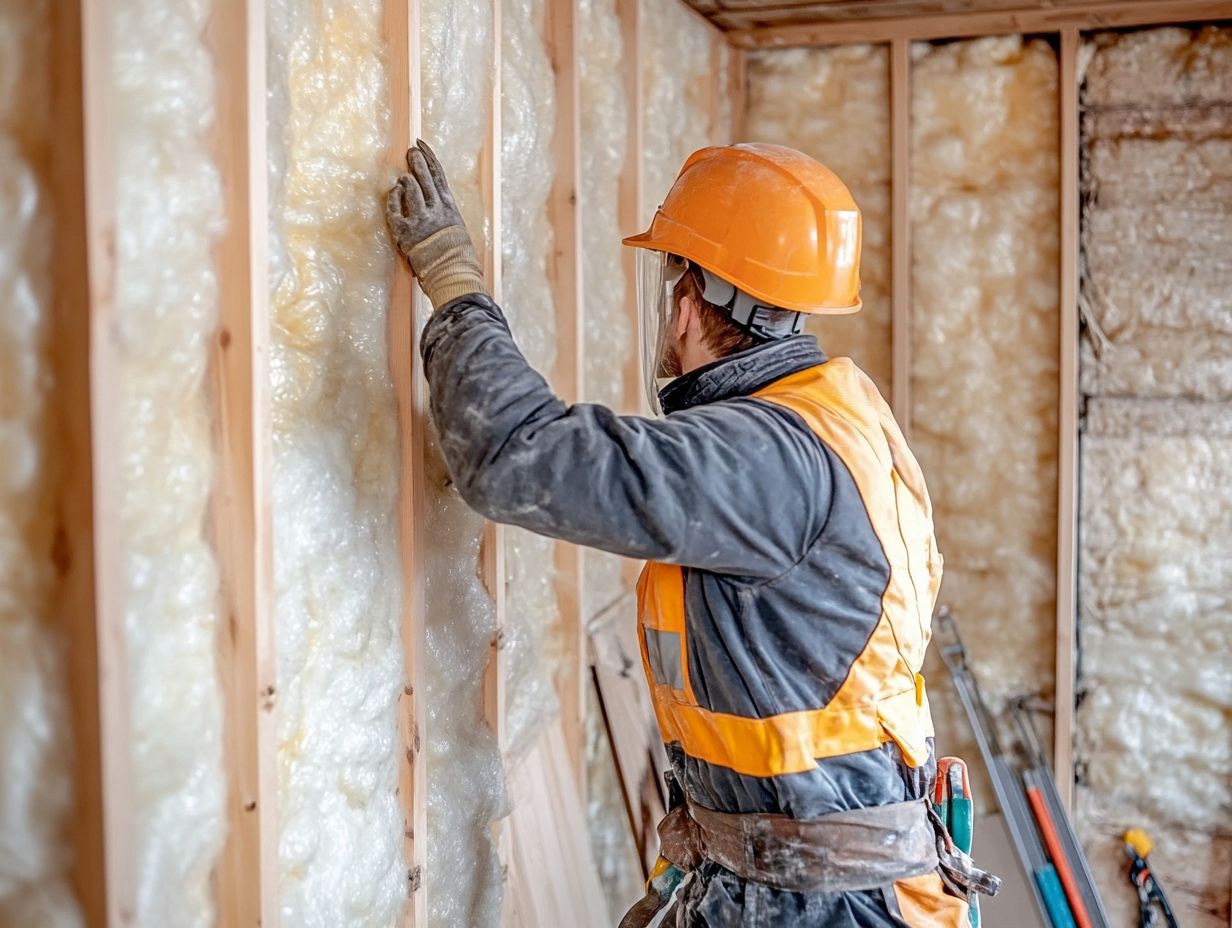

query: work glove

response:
[386,139,487,309]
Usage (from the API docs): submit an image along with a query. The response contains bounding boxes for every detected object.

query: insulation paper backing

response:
[744,46,892,394]
[267,1,405,922]
[909,36,1059,775]
[113,0,228,922]
[419,1,507,925]
[0,1,81,923]
[500,0,564,763]
[1077,27,1232,926]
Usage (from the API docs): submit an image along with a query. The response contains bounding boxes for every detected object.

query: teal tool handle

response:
[1034,865,1077,928]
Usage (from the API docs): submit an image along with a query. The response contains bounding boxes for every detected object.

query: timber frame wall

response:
[46,0,1232,924]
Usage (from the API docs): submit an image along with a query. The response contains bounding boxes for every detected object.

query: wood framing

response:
[889,37,911,432]
[728,46,747,141]
[617,0,645,420]
[385,0,429,923]
[1054,25,1080,812]
[49,1,136,924]
[724,0,1232,46]
[207,0,278,924]
[545,0,589,793]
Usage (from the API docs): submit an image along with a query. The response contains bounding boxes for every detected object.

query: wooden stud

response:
[617,0,645,421]
[890,37,912,433]
[385,0,429,922]
[708,29,725,142]
[207,0,278,924]
[728,46,747,142]
[1054,25,1080,813]
[725,0,1232,47]
[545,0,588,794]
[49,1,137,924]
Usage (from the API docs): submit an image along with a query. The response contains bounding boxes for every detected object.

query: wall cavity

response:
[267,1,405,923]
[500,0,563,763]
[0,1,80,923]
[418,1,507,925]
[910,36,1059,770]
[744,45,892,394]
[1077,27,1232,926]
[111,0,229,923]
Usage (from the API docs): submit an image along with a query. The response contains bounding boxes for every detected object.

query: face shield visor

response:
[636,251,689,416]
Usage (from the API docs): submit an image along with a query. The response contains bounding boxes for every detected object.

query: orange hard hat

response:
[623,143,862,314]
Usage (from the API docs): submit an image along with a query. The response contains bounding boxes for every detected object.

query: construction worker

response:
[387,140,997,926]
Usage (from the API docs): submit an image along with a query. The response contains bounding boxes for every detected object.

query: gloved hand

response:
[386,139,487,309]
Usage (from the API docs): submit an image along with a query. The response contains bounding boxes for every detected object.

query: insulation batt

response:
[500,0,564,763]
[419,1,507,924]
[744,45,892,394]
[1080,27,1232,402]
[579,0,632,626]
[0,1,80,923]
[267,1,406,922]
[641,0,718,226]
[113,0,228,923]
[1077,399,1232,927]
[909,37,1059,778]
[1077,27,1232,927]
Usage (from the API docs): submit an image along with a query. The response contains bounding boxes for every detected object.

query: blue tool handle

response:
[1034,866,1077,928]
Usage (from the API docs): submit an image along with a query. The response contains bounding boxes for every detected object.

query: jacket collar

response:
[659,335,827,415]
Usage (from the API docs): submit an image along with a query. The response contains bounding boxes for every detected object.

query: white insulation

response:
[909,38,1059,767]
[266,1,405,922]
[1077,27,1232,926]
[113,0,228,923]
[744,45,892,393]
[0,2,80,924]
[500,0,563,763]
[419,2,507,926]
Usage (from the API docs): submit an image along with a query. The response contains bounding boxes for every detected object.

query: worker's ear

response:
[674,291,696,341]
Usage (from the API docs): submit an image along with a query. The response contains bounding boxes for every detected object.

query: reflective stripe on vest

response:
[636,358,942,778]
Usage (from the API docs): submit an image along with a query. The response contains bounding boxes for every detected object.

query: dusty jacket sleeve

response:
[420,295,830,579]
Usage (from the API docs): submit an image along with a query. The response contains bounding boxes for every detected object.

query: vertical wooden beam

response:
[545,0,588,794]
[707,30,724,142]
[890,37,912,434]
[207,0,278,924]
[617,0,645,420]
[1054,26,1080,812]
[386,0,428,923]
[50,1,136,924]
[728,45,747,142]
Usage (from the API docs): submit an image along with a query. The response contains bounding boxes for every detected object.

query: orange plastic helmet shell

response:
[623,143,862,314]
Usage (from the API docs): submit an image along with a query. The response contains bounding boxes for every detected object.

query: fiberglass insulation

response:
[744,45,892,394]
[114,0,228,922]
[909,36,1059,770]
[419,1,507,924]
[500,0,564,763]
[0,1,80,923]
[579,0,631,626]
[1077,27,1232,926]
[267,0,405,922]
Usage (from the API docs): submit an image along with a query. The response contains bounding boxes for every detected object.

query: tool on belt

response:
[1123,829,1178,928]
[618,769,1000,928]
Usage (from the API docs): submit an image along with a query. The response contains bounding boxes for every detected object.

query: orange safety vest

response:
[636,359,943,780]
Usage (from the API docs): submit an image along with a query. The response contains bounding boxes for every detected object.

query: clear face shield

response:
[636,251,689,416]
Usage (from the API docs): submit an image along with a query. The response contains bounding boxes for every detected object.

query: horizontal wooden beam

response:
[727,0,1232,47]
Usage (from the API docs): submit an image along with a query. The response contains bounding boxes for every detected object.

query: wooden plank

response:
[708,28,725,141]
[1054,25,1079,813]
[49,1,136,924]
[728,46,747,141]
[206,0,278,924]
[385,0,428,923]
[545,0,589,795]
[727,0,1232,47]
[890,37,912,433]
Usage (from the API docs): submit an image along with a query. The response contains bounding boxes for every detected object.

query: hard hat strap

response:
[696,265,806,341]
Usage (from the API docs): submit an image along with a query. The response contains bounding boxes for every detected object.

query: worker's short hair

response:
[673,263,764,358]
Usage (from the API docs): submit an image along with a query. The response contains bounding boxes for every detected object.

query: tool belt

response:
[657,788,1001,898]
